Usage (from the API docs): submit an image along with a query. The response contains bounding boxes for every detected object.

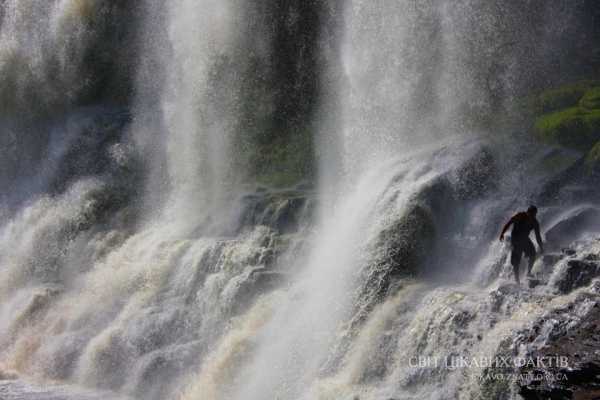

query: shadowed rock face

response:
[556,258,600,294]
[236,189,315,235]
[344,143,498,334]
[48,108,133,195]
[378,143,496,283]
[545,208,600,253]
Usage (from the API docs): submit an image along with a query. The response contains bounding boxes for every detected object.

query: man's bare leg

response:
[512,263,520,285]
[526,256,535,278]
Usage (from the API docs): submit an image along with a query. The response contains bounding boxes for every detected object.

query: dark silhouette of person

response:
[499,205,544,285]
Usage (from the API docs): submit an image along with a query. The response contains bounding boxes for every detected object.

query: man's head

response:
[526,205,537,217]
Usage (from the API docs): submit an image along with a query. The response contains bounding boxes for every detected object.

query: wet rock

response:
[236,191,313,235]
[448,144,497,201]
[354,141,497,293]
[125,341,203,399]
[295,181,313,190]
[527,279,542,289]
[488,290,505,313]
[275,198,306,234]
[590,279,600,294]
[537,152,597,205]
[232,269,288,311]
[49,108,133,195]
[543,254,562,264]
[556,259,600,294]
[545,208,600,252]
[452,310,477,328]
[519,304,600,400]
[374,202,436,280]
[563,248,577,256]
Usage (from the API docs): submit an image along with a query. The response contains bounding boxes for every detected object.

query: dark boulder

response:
[49,108,133,195]
[350,143,498,320]
[447,145,497,201]
[545,207,600,252]
[236,192,311,235]
[527,279,542,289]
[543,254,563,264]
[231,269,288,312]
[374,202,436,280]
[556,259,600,294]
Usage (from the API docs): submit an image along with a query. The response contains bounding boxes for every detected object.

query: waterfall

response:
[0,0,598,399]
[130,0,268,230]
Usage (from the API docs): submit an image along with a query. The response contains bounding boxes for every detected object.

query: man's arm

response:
[499,214,518,242]
[534,220,544,254]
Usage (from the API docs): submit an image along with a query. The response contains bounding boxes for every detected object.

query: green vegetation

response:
[580,85,600,110]
[533,82,600,167]
[247,130,315,188]
[538,86,587,114]
[587,141,600,166]
[236,55,316,189]
[250,172,307,188]
[534,107,600,151]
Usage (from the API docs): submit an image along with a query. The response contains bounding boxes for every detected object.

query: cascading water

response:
[131,0,269,230]
[1,0,599,399]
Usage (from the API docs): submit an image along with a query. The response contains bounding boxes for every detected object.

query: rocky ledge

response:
[519,303,600,400]
[516,239,600,400]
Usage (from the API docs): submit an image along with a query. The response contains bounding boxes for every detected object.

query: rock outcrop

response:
[519,302,600,400]
[515,238,600,399]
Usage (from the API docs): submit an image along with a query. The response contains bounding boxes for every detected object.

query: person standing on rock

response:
[499,205,545,285]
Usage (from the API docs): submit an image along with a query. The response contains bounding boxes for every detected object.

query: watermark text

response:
[408,356,569,370]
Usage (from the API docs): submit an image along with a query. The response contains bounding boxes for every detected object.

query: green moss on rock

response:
[534,107,600,151]
[538,86,587,114]
[586,140,600,167]
[252,172,306,188]
[533,82,600,153]
[248,132,315,188]
[580,86,600,110]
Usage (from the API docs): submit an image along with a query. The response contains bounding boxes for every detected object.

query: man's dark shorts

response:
[511,236,536,265]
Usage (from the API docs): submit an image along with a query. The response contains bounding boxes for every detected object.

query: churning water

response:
[0,0,597,399]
